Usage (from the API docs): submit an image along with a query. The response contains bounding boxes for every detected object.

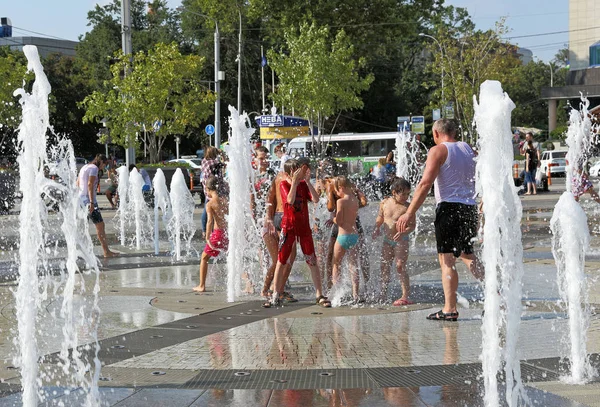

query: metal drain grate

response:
[183,368,377,390]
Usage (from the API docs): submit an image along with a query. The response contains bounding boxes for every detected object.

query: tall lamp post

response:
[419,33,444,117]
[178,7,222,148]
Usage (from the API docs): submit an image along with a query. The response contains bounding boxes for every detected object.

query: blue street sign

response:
[205,124,215,136]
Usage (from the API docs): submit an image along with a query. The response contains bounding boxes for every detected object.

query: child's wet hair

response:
[206,176,220,192]
[333,175,352,191]
[391,177,411,193]
[283,158,299,175]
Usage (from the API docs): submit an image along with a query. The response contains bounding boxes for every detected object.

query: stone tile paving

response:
[110,307,600,371]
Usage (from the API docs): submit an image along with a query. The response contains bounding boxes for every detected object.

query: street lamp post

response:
[178,7,221,148]
[419,33,444,117]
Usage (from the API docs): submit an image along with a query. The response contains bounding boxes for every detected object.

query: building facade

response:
[541,0,600,132]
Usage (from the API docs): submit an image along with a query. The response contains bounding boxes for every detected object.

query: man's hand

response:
[395,212,415,239]
[89,203,95,214]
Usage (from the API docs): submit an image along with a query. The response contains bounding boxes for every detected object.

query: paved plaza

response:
[1,178,600,406]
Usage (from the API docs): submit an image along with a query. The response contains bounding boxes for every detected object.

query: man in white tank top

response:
[396,119,483,321]
[77,154,118,258]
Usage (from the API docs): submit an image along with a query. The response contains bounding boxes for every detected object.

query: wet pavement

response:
[2,178,600,406]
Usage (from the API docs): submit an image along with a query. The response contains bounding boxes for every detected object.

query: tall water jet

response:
[116,165,129,246]
[473,80,527,407]
[226,106,256,302]
[396,122,425,249]
[550,96,597,383]
[153,169,171,255]
[48,140,102,406]
[13,45,101,406]
[169,168,195,260]
[14,44,52,407]
[127,167,152,249]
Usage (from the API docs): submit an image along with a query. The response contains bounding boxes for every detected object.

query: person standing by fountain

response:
[265,160,330,308]
[77,153,118,258]
[200,146,227,233]
[331,176,361,303]
[372,177,414,305]
[396,119,483,321]
[194,176,229,292]
[261,166,298,301]
[523,138,540,195]
[274,143,291,171]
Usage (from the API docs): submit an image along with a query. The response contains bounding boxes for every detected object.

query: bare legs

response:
[194,251,210,292]
[380,241,409,302]
[332,242,359,301]
[95,221,117,258]
[438,252,483,313]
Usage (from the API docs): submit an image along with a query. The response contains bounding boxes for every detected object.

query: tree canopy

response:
[267,21,374,142]
[82,42,215,163]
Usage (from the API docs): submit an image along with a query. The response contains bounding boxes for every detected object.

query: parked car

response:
[589,161,600,177]
[539,150,567,177]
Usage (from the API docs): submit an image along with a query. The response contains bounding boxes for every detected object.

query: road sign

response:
[444,102,454,119]
[432,109,441,121]
[205,124,215,136]
[411,116,425,134]
[153,120,162,131]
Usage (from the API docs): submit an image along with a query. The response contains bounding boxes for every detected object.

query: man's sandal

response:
[262,298,281,308]
[316,295,332,308]
[282,291,298,303]
[426,310,459,321]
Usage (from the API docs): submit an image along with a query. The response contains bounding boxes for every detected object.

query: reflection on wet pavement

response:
[110,307,600,371]
[0,385,583,407]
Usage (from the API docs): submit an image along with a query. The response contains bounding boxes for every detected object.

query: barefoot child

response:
[331,176,361,303]
[372,178,414,305]
[194,176,229,292]
[265,159,330,308]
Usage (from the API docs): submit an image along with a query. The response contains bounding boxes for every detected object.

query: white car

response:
[590,161,600,177]
[539,150,567,176]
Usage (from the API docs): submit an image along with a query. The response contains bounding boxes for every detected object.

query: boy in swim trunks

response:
[194,176,229,292]
[331,176,361,304]
[372,178,414,305]
[266,160,330,308]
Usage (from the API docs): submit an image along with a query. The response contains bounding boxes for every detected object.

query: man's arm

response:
[396,145,446,233]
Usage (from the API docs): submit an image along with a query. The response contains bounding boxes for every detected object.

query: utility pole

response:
[261,46,265,113]
[214,23,221,148]
[121,0,135,168]
[237,10,242,113]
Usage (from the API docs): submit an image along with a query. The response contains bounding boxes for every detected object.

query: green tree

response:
[42,54,100,156]
[0,48,29,155]
[82,42,215,163]
[267,21,373,154]
[424,19,521,139]
[77,0,182,89]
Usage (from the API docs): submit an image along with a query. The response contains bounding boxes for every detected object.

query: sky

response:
[2,0,568,62]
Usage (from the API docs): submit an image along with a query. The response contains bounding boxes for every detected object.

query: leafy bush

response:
[549,125,568,140]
